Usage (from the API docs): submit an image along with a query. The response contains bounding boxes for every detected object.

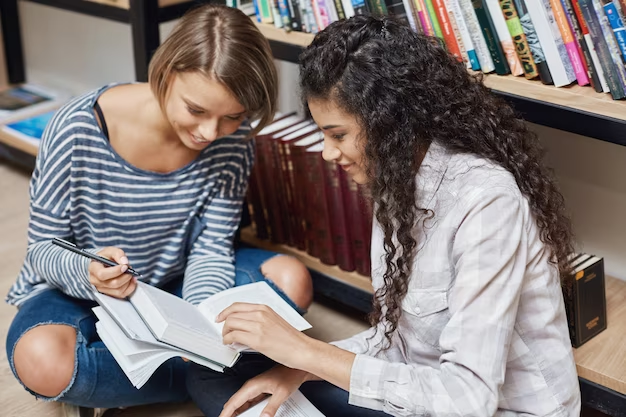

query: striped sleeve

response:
[24,100,97,300]
[182,139,255,305]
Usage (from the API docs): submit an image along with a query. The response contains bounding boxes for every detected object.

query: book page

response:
[130,282,220,339]
[198,281,311,337]
[239,390,325,417]
[93,290,159,342]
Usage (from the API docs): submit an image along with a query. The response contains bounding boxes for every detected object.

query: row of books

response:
[235,0,626,99]
[247,113,374,277]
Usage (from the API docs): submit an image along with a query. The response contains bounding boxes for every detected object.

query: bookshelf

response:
[0,0,202,83]
[254,21,626,147]
[240,226,373,312]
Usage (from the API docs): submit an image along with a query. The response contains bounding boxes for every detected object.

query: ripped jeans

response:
[5,248,302,409]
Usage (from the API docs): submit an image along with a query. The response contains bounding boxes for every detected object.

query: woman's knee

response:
[12,324,77,398]
[261,255,313,310]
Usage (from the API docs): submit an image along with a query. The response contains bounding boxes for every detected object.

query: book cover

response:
[473,0,512,74]
[513,0,554,83]
[2,109,55,145]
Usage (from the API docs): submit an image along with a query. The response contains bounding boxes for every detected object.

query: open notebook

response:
[239,390,325,416]
[93,281,311,388]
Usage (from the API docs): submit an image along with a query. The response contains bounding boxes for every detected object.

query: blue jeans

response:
[5,248,301,408]
[187,355,388,417]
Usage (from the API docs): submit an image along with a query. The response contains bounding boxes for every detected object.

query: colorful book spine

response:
[425,0,445,38]
[433,0,465,59]
[550,0,590,84]
[473,0,511,73]
[572,0,610,90]
[446,0,482,68]
[415,0,437,35]
[524,0,577,85]
[486,0,524,74]
[500,0,540,78]
[513,0,553,83]
[578,0,626,97]
[539,0,578,82]
[562,0,603,91]
[591,0,626,94]
[459,0,496,72]
[604,1,626,62]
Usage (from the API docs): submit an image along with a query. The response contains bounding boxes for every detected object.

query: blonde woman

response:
[5,5,312,416]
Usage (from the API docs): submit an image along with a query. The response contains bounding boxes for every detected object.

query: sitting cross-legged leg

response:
[7,287,190,410]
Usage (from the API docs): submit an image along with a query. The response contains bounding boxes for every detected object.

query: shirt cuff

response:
[347,354,388,410]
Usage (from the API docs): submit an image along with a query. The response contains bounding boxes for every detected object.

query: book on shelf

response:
[0,84,67,124]
[1,109,56,147]
[566,253,607,347]
[238,390,325,416]
[93,281,311,388]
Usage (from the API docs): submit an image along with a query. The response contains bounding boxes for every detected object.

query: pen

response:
[51,237,142,277]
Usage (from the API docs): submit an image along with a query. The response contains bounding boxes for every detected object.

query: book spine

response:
[562,0,603,90]
[485,0,525,75]
[403,0,422,31]
[473,0,512,73]
[446,0,482,69]
[246,167,270,240]
[278,0,294,31]
[459,0,497,72]
[342,172,370,277]
[415,0,437,35]
[524,0,576,86]
[573,0,611,90]
[291,146,313,251]
[538,0,579,81]
[357,184,373,277]
[433,0,465,59]
[513,0,554,83]
[550,0,591,84]
[425,0,446,38]
[604,1,626,62]
[500,0,540,78]
[341,0,356,16]
[324,161,355,272]
[305,152,336,265]
[588,0,626,97]
[351,0,370,15]
[287,0,304,31]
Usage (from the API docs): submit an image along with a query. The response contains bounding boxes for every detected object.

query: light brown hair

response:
[149,4,277,136]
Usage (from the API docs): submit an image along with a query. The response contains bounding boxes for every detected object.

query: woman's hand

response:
[218,365,312,417]
[89,247,136,298]
[217,302,314,369]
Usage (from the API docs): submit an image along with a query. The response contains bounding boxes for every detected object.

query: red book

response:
[324,160,355,272]
[290,134,324,253]
[340,170,369,276]
[274,123,319,249]
[303,143,335,265]
[254,114,305,243]
[357,184,373,277]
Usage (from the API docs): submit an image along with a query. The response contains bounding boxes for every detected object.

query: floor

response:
[0,161,608,416]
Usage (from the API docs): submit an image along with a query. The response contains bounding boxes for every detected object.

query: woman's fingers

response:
[261,389,292,417]
[219,382,268,417]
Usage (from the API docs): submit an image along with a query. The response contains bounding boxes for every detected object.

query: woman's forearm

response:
[297,338,356,391]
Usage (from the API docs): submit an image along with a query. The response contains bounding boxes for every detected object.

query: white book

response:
[239,390,326,417]
[524,0,577,86]
[93,281,311,388]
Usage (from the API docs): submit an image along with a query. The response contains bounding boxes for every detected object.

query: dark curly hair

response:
[299,15,574,347]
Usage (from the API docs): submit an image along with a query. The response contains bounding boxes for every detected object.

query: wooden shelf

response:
[256,22,626,146]
[0,130,38,156]
[239,226,373,294]
[575,276,626,395]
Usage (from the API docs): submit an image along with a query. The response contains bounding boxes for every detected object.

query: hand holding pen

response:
[52,238,141,299]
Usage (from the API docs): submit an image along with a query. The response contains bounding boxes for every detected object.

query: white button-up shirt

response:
[333,142,580,416]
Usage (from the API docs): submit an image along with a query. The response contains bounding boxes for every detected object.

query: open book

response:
[239,390,325,417]
[93,281,311,388]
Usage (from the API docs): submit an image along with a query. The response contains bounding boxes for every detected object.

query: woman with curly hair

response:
[187,14,581,417]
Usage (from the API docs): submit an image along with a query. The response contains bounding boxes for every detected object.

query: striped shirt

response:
[6,85,254,306]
